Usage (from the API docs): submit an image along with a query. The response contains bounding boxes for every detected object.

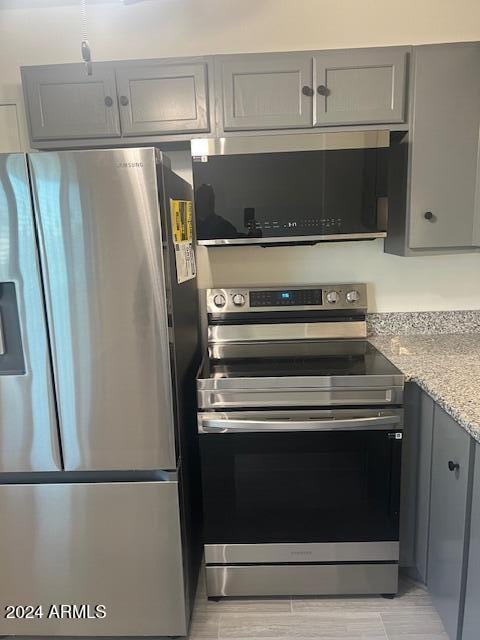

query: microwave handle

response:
[199,415,401,434]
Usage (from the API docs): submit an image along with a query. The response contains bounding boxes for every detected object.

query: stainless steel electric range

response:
[197,284,404,598]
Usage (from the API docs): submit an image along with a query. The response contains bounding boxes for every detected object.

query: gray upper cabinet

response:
[409,43,480,250]
[462,444,480,640]
[115,61,210,136]
[219,54,313,131]
[314,47,408,126]
[391,43,480,253]
[21,63,121,141]
[428,406,474,640]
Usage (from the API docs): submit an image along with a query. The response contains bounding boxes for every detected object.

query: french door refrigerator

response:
[0,149,201,637]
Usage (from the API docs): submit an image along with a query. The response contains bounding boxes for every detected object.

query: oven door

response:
[198,409,402,548]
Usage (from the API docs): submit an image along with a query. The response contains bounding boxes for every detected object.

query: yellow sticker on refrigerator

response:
[170,199,196,284]
[170,199,193,243]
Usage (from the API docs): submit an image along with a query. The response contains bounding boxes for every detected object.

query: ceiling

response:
[0,0,150,8]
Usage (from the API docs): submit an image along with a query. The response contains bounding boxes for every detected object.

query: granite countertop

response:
[370,334,480,444]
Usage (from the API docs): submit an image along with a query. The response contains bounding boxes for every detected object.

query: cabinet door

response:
[220,54,313,131]
[428,407,473,640]
[462,444,480,640]
[399,383,421,569]
[116,61,210,136]
[409,43,480,249]
[415,388,435,583]
[22,63,120,141]
[314,47,408,126]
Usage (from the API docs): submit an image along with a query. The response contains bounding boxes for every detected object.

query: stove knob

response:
[346,290,360,303]
[326,291,339,304]
[232,293,246,306]
[213,294,226,308]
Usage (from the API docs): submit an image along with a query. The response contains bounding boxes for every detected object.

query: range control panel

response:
[206,284,367,314]
[250,289,323,307]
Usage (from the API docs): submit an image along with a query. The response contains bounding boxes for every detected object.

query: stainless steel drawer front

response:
[206,563,398,597]
[208,321,367,342]
[198,386,403,409]
[205,541,399,564]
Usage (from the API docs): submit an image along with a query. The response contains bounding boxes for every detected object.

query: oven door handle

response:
[198,415,402,433]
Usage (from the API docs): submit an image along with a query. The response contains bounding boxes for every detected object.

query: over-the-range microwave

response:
[191,131,390,247]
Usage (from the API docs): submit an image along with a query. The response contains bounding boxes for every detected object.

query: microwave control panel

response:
[245,216,344,235]
[206,284,367,313]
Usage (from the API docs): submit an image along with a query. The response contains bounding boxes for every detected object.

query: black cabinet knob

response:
[104,96,113,107]
[119,95,130,107]
[448,460,460,472]
[302,86,314,97]
[424,211,434,221]
[317,85,328,96]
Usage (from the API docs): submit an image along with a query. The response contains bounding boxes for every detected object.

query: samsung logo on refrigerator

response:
[116,162,144,168]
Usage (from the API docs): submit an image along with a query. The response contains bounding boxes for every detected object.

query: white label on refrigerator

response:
[174,240,196,284]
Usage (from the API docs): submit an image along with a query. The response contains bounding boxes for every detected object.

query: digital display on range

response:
[250,289,323,307]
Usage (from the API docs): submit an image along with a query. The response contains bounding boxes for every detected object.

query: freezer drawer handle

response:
[0,310,4,355]
[199,415,401,433]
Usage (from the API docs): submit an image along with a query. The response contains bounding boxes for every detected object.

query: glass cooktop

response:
[203,340,402,379]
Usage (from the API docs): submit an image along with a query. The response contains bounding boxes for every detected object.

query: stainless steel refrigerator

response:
[0,148,201,637]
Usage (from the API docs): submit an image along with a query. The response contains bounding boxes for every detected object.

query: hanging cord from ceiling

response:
[80,0,92,76]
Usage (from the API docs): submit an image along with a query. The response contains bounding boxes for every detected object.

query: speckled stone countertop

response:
[370,334,480,444]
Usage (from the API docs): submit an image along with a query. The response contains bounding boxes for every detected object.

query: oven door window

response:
[200,430,401,544]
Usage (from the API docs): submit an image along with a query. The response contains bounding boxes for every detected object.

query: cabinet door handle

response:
[104,96,113,107]
[119,95,130,107]
[317,84,329,96]
[448,460,460,472]
[302,86,314,97]
[424,211,434,221]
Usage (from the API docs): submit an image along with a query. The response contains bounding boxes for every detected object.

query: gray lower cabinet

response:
[115,61,210,136]
[414,387,435,582]
[399,383,422,568]
[386,42,480,254]
[21,63,121,141]
[219,53,313,131]
[314,46,408,126]
[461,443,480,640]
[428,406,474,640]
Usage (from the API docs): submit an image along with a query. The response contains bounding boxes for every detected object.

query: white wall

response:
[197,243,480,313]
[2,0,480,311]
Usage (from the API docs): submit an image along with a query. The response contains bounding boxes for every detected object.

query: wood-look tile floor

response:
[188,573,448,640]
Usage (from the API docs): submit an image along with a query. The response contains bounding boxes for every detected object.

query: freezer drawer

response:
[0,479,187,637]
